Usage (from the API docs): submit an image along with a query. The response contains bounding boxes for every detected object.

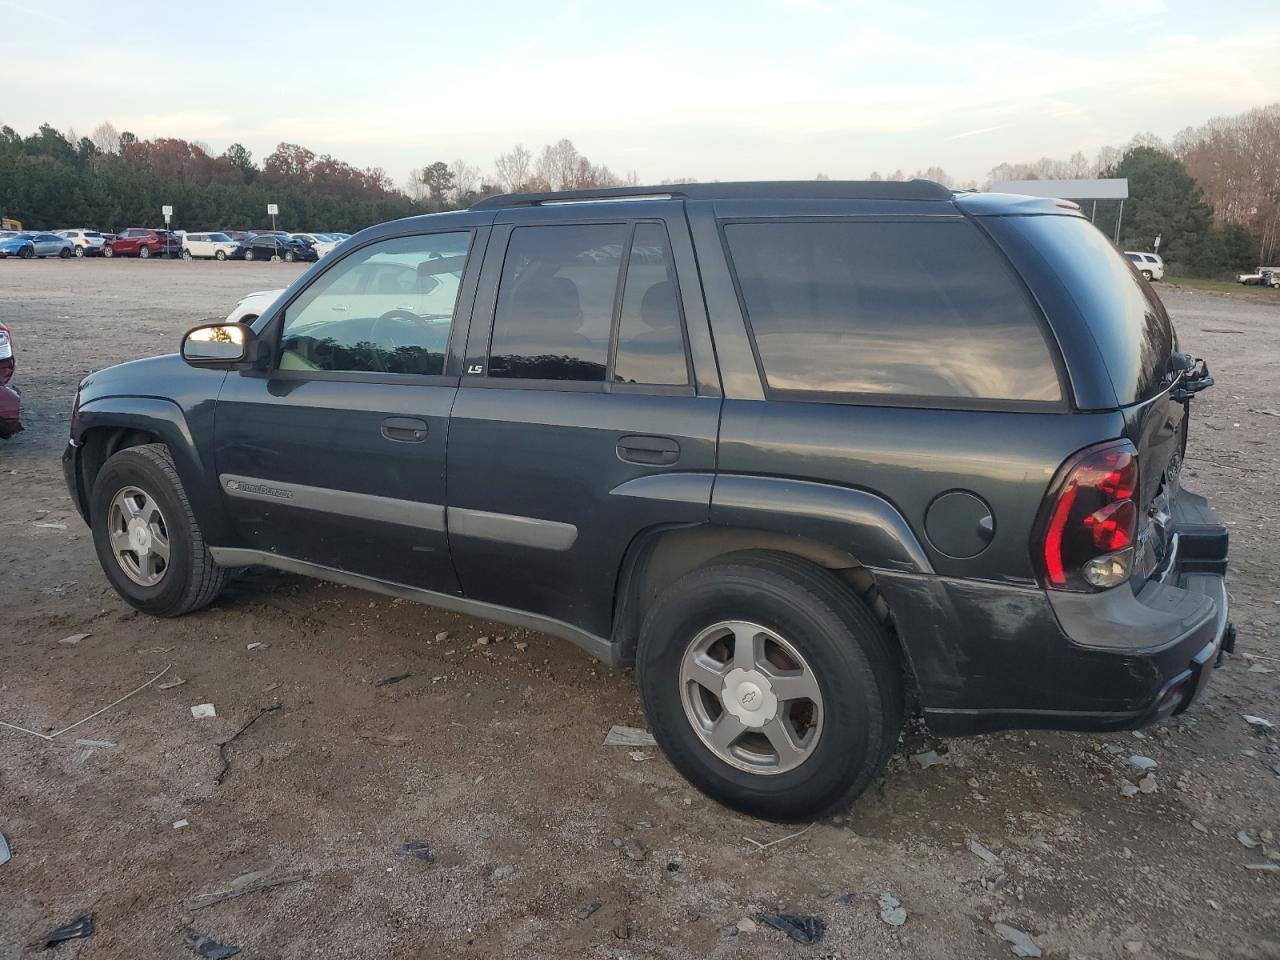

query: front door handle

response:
[617,434,680,466]
[382,417,428,442]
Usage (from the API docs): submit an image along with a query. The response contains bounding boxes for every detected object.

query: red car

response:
[0,322,20,439]
[103,228,181,259]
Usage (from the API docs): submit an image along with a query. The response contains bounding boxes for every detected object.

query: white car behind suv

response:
[1125,251,1164,281]
[57,230,108,257]
[183,232,241,261]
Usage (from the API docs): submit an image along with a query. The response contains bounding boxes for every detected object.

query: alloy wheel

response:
[679,620,824,775]
[107,485,171,587]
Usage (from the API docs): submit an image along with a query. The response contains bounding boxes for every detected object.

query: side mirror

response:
[181,323,256,368]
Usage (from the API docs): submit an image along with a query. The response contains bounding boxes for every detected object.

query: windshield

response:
[993,215,1173,405]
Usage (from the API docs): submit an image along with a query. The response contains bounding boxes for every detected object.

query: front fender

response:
[70,396,229,545]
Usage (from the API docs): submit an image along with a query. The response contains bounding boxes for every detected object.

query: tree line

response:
[3,105,1276,275]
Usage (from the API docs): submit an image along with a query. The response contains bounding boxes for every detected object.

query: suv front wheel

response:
[90,444,229,617]
[637,552,904,821]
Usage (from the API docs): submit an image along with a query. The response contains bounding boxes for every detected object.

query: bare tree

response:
[449,160,480,201]
[91,121,120,154]
[403,167,430,202]
[536,139,584,191]
[866,171,883,181]
[814,172,830,180]
[493,144,533,192]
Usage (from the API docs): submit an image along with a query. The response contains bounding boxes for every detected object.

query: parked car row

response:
[0,227,352,261]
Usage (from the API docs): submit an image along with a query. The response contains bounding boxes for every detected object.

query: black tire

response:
[1141,269,1152,280]
[215,249,227,261]
[102,244,115,258]
[139,245,152,259]
[181,248,193,260]
[19,246,34,259]
[59,246,71,258]
[637,552,904,821]
[90,443,229,617]
[284,250,296,263]
[244,248,255,262]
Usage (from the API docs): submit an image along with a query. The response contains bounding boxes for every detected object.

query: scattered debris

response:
[1243,715,1274,729]
[837,892,857,905]
[434,631,449,642]
[158,677,187,690]
[0,831,10,866]
[246,642,266,651]
[357,730,410,747]
[173,819,189,830]
[35,522,67,530]
[213,704,281,785]
[576,900,602,920]
[1124,941,1145,954]
[58,633,90,645]
[968,838,1001,866]
[878,892,907,926]
[393,841,434,863]
[745,822,814,852]
[1237,831,1260,849]
[183,928,240,959]
[1138,773,1158,794]
[722,923,739,937]
[0,664,171,742]
[375,672,411,687]
[476,636,491,646]
[912,750,950,769]
[1192,820,1209,834]
[1120,781,1140,797]
[1245,863,1280,871]
[74,739,114,748]
[994,923,1042,958]
[737,917,758,934]
[612,923,631,939]
[1129,755,1158,770]
[489,864,516,882]
[622,837,649,861]
[628,750,650,762]
[43,914,95,947]
[185,868,310,910]
[759,913,826,944]
[190,703,217,720]
[604,725,657,747]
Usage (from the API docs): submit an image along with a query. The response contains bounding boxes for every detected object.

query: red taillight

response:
[1036,441,1139,591]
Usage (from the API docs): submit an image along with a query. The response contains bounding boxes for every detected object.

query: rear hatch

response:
[977,211,1214,585]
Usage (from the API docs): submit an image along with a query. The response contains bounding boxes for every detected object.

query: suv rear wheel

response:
[138,245,152,259]
[637,552,903,821]
[90,444,229,617]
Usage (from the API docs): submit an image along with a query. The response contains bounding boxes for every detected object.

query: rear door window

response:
[612,223,689,386]
[723,219,1062,404]
[488,224,626,382]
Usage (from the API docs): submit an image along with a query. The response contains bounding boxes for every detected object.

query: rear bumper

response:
[880,488,1231,736]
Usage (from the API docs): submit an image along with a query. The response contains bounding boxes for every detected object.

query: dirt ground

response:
[1,259,1278,960]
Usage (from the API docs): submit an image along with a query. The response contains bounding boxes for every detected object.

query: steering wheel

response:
[370,309,425,349]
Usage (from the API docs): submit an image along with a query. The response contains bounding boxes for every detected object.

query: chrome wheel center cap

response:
[128,518,152,553]
[722,667,778,728]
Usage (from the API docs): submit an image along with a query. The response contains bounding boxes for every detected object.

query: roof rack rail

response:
[471,179,952,210]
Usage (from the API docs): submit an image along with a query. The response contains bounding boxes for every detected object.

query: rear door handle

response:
[382,417,428,442]
[617,434,680,466]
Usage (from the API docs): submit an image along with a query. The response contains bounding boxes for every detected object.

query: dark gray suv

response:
[64,181,1231,820]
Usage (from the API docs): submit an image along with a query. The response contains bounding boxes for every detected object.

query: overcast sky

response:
[2,0,1276,187]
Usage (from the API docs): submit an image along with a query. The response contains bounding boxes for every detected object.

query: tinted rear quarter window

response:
[723,219,1061,404]
[993,215,1173,405]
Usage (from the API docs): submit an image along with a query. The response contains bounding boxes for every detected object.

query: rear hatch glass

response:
[997,214,1173,406]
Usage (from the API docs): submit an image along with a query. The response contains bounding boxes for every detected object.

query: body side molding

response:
[711,474,934,574]
[219,473,445,531]
[446,506,577,551]
[208,547,617,664]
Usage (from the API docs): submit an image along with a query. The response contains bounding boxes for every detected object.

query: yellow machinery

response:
[0,217,21,231]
